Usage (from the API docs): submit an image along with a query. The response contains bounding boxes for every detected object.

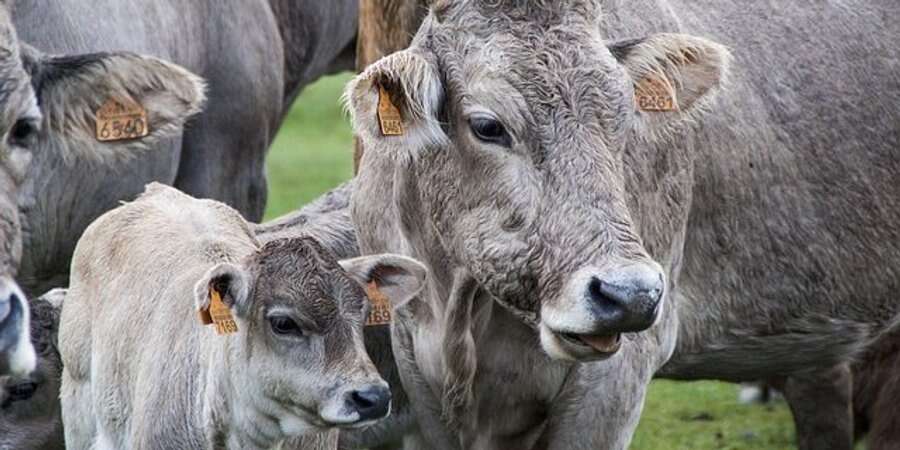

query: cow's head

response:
[0,5,204,297]
[0,289,65,450]
[348,0,729,361]
[193,238,426,435]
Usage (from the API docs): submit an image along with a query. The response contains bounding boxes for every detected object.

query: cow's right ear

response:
[194,263,251,318]
[22,46,206,160]
[345,49,447,155]
[338,254,428,308]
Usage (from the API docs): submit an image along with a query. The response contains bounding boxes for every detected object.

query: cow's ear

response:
[194,263,251,318]
[24,48,205,159]
[610,33,730,136]
[339,254,428,307]
[345,48,447,155]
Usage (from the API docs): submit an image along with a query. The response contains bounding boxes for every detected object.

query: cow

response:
[0,288,65,450]
[58,183,427,450]
[344,0,900,448]
[9,0,359,298]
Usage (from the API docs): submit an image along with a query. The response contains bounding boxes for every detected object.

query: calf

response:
[59,184,426,450]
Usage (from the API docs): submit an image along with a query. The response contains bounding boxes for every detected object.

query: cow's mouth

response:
[558,331,622,354]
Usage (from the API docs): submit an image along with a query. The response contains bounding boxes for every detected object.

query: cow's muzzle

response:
[539,262,665,361]
[0,277,35,376]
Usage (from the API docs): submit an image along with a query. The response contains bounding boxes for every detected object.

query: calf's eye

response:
[9,118,39,148]
[268,315,304,337]
[469,116,511,147]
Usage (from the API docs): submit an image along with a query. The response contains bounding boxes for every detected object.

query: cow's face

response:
[0,292,64,450]
[0,4,205,296]
[193,238,426,435]
[348,0,729,361]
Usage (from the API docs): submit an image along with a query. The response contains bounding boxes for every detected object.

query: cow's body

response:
[10,0,358,296]
[345,1,900,449]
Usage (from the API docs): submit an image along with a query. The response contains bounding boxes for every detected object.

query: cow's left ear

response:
[610,33,730,132]
[23,46,206,159]
[339,254,428,307]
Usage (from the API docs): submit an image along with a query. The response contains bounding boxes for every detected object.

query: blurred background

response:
[266,74,800,450]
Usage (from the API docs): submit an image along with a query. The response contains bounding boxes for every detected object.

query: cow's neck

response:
[266,0,357,107]
[205,339,287,450]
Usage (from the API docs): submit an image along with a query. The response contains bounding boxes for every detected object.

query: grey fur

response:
[58,184,426,450]
[344,0,900,448]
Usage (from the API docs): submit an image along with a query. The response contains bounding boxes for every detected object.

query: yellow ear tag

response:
[95,97,150,142]
[377,84,404,136]
[200,287,238,335]
[364,281,392,327]
[635,76,679,112]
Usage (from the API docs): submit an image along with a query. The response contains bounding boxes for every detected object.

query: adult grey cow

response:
[10,0,358,297]
[346,0,900,448]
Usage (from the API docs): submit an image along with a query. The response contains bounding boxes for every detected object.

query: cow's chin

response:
[538,322,622,362]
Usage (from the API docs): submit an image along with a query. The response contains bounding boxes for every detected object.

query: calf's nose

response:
[586,263,664,332]
[347,384,391,421]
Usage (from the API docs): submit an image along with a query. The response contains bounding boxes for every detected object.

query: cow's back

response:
[60,183,258,447]
[603,0,900,378]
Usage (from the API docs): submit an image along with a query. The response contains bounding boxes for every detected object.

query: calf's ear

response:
[345,48,447,156]
[610,33,731,137]
[194,263,251,318]
[339,254,428,307]
[23,47,206,160]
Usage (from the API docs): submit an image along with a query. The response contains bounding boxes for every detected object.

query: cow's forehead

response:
[436,22,630,141]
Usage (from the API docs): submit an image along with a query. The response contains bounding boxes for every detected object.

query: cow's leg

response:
[776,364,853,450]
[863,369,900,450]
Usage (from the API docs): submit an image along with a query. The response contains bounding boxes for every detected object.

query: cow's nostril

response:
[588,276,622,306]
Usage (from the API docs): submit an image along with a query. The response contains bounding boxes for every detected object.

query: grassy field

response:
[265,74,799,449]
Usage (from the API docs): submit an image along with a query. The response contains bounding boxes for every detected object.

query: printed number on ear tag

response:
[365,281,392,327]
[377,84,404,136]
[635,76,679,112]
[95,97,150,142]
[198,287,238,335]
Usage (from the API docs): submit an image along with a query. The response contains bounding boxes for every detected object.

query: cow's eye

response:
[9,118,39,148]
[469,116,511,147]
[268,315,304,337]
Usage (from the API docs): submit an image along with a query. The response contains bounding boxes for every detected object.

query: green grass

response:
[266,74,799,449]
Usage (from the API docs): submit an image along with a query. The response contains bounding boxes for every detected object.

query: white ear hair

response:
[193,262,251,317]
[345,49,448,155]
[338,254,428,308]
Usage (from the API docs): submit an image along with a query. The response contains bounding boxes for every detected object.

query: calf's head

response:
[0,4,204,296]
[348,0,729,361]
[194,238,426,433]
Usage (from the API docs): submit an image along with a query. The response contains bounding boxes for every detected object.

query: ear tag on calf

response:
[95,97,150,142]
[199,287,238,335]
[635,76,679,112]
[365,281,392,327]
[377,84,404,136]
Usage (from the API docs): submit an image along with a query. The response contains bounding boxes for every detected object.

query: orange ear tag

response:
[95,97,150,142]
[377,84,404,136]
[199,287,238,335]
[365,281,392,327]
[635,76,679,112]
